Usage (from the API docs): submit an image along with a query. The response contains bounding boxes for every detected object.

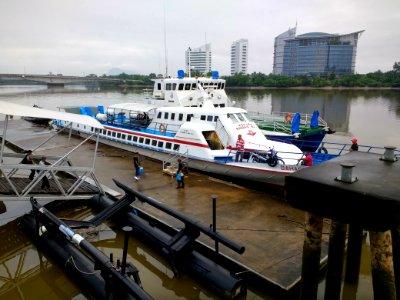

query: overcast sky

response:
[0,0,399,76]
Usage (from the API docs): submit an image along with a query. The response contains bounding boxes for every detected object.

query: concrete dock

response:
[1,119,330,297]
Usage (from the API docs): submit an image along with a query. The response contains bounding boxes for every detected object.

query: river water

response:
[0,85,399,300]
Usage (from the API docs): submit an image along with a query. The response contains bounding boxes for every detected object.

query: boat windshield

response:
[229,113,249,123]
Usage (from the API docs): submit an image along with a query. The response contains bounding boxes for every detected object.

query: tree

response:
[393,62,400,73]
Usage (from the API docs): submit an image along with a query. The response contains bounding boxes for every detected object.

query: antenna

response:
[163,1,168,77]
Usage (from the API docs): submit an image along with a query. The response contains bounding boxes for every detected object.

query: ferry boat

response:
[54,100,305,188]
[139,70,333,152]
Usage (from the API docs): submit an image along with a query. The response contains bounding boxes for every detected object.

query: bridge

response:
[0,73,125,87]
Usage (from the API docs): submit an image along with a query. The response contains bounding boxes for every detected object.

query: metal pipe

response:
[121,226,133,275]
[113,179,245,254]
[211,194,218,253]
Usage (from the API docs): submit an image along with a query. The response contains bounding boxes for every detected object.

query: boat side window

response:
[220,104,225,107]
[157,112,162,118]
[184,84,191,90]
[173,144,180,151]
[139,137,144,143]
[107,130,111,136]
[151,140,157,146]
[178,113,183,121]
[133,136,138,142]
[200,115,206,121]
[237,113,245,122]
[117,132,121,139]
[164,112,169,119]
[145,138,150,145]
[214,116,219,122]
[242,113,250,122]
[158,141,164,148]
[172,83,177,90]
[166,142,172,149]
[157,83,162,90]
[102,129,106,135]
[218,82,221,89]
[166,83,172,90]
[112,132,116,137]
[121,134,126,140]
[171,113,175,120]
[207,115,213,122]
[178,83,184,90]
[127,135,132,141]
[187,114,192,121]
[221,83,225,89]
[229,114,239,124]
[191,83,197,90]
[203,83,209,87]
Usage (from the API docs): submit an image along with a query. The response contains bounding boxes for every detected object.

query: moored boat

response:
[248,110,334,152]
[54,100,305,188]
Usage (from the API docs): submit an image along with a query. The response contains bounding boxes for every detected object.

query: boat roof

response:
[152,77,225,83]
[108,102,158,112]
[158,102,246,114]
[0,100,104,129]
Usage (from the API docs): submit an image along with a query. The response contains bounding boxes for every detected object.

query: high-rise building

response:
[230,39,248,75]
[185,44,212,75]
[273,27,296,75]
[273,29,364,77]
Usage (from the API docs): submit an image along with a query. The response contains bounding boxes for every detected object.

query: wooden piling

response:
[390,226,400,300]
[369,230,396,300]
[345,224,364,284]
[300,212,323,300]
[324,221,347,300]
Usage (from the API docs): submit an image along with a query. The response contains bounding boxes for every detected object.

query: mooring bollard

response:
[324,221,347,300]
[381,146,397,162]
[300,212,323,300]
[369,230,396,300]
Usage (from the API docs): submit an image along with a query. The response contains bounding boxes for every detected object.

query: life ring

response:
[284,113,293,123]
[159,123,166,133]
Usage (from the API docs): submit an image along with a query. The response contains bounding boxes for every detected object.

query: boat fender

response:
[159,123,166,133]
[284,113,293,123]
[293,132,301,139]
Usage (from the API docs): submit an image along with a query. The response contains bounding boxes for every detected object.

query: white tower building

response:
[230,39,248,75]
[185,44,212,75]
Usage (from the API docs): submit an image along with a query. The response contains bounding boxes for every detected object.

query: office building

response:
[230,39,248,75]
[185,44,212,75]
[273,27,296,75]
[273,28,364,77]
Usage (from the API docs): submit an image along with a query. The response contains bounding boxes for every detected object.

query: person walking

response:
[235,134,245,162]
[349,138,358,152]
[21,150,35,180]
[176,159,185,189]
[133,152,141,180]
[39,156,50,190]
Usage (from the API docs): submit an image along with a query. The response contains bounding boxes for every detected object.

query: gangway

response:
[0,101,106,201]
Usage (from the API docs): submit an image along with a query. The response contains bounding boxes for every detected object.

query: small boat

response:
[54,98,305,189]
[22,105,52,125]
[248,110,335,152]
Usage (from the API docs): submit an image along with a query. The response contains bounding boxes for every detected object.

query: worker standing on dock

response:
[21,150,35,180]
[133,152,141,181]
[176,159,185,189]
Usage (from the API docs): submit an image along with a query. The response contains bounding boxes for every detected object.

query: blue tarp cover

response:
[310,110,319,128]
[291,112,301,133]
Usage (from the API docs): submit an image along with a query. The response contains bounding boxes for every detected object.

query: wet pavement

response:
[1,119,330,297]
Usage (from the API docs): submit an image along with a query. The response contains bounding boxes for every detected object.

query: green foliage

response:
[97,62,400,88]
